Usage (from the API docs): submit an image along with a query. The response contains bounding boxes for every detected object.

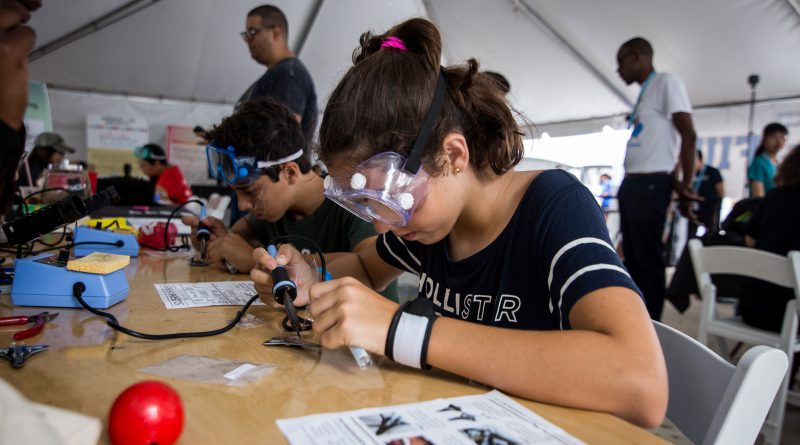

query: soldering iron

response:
[196,205,210,261]
[267,244,302,338]
[265,240,372,370]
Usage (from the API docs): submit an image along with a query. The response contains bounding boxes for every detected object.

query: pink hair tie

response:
[381,36,407,52]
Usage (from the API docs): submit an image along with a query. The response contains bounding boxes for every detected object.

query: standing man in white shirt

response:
[616,37,698,320]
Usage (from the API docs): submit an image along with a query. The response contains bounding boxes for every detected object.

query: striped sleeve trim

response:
[395,237,421,267]
[547,237,616,289]
[382,234,420,274]
[556,264,631,329]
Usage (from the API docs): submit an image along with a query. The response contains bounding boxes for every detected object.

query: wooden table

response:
[0,254,667,444]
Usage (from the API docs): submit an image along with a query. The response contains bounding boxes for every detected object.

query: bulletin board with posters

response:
[86,113,149,176]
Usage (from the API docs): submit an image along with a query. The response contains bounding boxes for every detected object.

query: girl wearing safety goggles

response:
[252,19,666,427]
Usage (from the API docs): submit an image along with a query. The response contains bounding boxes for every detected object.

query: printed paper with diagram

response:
[277,390,585,445]
[154,281,263,309]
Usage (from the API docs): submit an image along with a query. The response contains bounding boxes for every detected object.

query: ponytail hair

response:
[319,18,525,180]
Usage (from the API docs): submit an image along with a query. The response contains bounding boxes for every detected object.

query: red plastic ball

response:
[108,380,184,445]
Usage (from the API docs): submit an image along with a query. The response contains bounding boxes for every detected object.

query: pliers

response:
[0,311,59,340]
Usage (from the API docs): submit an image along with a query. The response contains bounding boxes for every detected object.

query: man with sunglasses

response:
[182,98,397,300]
[237,4,317,142]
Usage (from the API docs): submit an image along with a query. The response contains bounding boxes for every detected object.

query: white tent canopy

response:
[25,0,800,194]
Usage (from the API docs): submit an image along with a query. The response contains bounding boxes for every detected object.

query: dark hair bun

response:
[353,18,442,72]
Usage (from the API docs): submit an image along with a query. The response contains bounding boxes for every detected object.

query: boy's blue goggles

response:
[206,143,304,186]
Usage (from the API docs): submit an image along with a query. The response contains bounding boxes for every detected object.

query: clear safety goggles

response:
[206,143,303,186]
[323,68,448,227]
[323,152,432,226]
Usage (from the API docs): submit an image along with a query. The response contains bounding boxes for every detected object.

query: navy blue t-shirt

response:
[377,170,641,330]
[694,164,723,225]
[239,57,318,141]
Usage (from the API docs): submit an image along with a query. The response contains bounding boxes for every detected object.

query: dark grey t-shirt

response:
[238,57,318,141]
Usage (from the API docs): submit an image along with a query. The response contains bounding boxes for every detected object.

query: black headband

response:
[403,68,448,174]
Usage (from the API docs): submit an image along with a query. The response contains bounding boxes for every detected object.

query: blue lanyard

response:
[627,71,657,128]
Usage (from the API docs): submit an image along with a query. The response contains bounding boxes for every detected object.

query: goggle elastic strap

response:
[403,68,448,175]
[256,149,305,169]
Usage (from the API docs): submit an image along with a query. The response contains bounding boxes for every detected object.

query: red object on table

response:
[137,221,177,250]
[108,380,184,445]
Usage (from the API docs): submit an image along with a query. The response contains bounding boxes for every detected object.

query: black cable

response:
[33,226,68,248]
[23,187,69,202]
[66,235,327,341]
[102,219,121,230]
[72,282,260,340]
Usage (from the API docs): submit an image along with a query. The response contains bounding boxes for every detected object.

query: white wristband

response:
[392,312,430,369]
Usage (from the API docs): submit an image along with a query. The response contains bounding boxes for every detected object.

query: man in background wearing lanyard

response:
[615,37,699,320]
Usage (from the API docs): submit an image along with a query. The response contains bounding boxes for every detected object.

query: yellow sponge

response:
[67,252,130,274]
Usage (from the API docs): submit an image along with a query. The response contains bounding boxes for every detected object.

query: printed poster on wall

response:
[23,80,53,152]
[166,125,210,185]
[86,113,149,176]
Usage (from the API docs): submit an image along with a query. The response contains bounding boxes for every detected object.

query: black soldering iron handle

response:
[267,244,301,337]
[270,265,297,305]
[267,245,297,305]
[196,205,211,260]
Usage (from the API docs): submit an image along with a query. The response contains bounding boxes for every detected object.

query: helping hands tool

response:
[0,344,49,368]
[0,311,59,340]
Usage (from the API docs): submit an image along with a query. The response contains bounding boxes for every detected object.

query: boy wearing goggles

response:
[182,97,396,300]
[252,20,667,427]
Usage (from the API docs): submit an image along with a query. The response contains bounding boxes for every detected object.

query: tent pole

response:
[28,0,162,62]
[744,75,759,197]
[47,83,231,106]
[507,0,632,108]
[787,0,800,20]
[296,0,325,56]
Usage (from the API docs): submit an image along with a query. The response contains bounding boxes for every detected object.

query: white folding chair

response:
[654,321,787,445]
[688,238,800,445]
